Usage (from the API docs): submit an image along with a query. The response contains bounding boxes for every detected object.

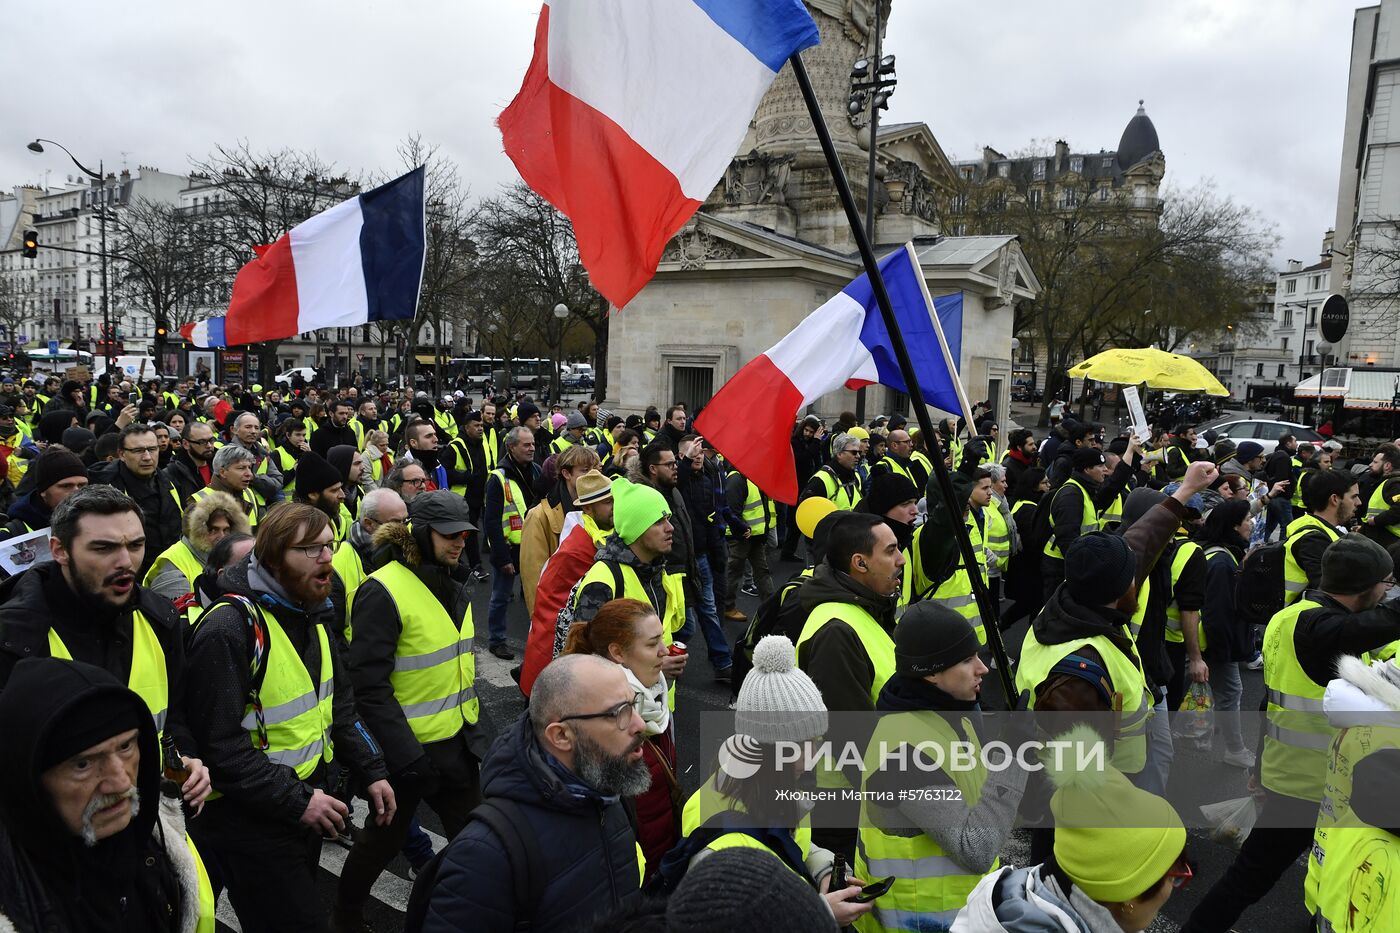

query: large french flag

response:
[498,0,819,309]
[180,167,426,349]
[695,245,966,504]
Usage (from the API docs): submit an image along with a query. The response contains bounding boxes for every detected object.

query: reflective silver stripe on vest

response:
[265,736,326,769]
[1266,688,1326,713]
[152,709,169,734]
[938,593,976,609]
[1265,720,1331,750]
[1118,696,1154,737]
[858,837,964,878]
[241,678,334,730]
[870,905,961,931]
[985,533,1010,545]
[401,687,478,720]
[744,515,766,528]
[1284,580,1307,593]
[394,638,473,673]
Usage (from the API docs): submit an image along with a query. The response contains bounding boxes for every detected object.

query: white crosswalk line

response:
[475,643,522,689]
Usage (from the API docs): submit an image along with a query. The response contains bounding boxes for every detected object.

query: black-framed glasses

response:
[121,445,158,456]
[404,476,428,488]
[558,693,642,731]
[290,541,334,560]
[187,437,214,447]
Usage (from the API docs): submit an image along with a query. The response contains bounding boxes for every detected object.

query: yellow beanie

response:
[1047,726,1187,903]
[846,425,870,440]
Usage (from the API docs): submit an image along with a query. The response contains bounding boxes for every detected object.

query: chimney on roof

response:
[1321,229,1335,261]
[1287,259,1303,273]
[119,169,130,182]
[1054,139,1069,171]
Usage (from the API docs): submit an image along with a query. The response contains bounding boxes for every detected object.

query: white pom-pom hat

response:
[735,635,829,746]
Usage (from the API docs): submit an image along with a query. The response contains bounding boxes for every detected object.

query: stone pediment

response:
[877,122,957,192]
[658,213,857,278]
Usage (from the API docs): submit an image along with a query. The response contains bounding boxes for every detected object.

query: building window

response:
[1062,187,1078,208]
[1285,279,1297,294]
[1028,189,1042,209]
[1098,185,1110,201]
[1309,307,1317,325]
[1256,363,1263,377]
[1070,156,1083,173]
[1310,274,1322,290]
[1282,308,1292,326]
[998,162,1010,178]
[1033,160,1046,180]
[1102,156,1113,169]
[1281,337,1289,350]
[1277,364,1285,377]
[950,193,966,212]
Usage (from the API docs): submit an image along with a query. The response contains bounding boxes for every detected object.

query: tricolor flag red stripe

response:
[498,0,819,308]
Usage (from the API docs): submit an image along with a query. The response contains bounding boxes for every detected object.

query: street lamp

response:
[28,139,113,377]
[553,302,569,402]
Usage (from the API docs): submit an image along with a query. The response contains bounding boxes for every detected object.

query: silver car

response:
[1200,419,1323,455]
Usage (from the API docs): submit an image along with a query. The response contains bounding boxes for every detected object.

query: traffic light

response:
[21,231,37,259]
[155,326,167,338]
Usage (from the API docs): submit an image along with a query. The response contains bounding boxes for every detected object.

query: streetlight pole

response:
[552,302,570,403]
[27,139,112,377]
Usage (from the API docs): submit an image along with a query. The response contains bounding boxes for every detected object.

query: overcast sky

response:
[1,0,1356,269]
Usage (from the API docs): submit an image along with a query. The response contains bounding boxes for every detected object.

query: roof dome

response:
[1116,101,1160,169]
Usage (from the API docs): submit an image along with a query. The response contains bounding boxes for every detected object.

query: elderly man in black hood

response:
[0,657,213,931]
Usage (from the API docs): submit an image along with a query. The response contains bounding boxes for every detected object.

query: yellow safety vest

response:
[550,434,578,455]
[1307,719,1400,927]
[795,601,896,707]
[727,479,776,538]
[143,539,204,594]
[1100,490,1126,530]
[369,561,479,743]
[930,512,988,644]
[49,616,168,736]
[876,456,915,485]
[189,484,260,528]
[1290,457,1306,510]
[573,560,681,708]
[1261,598,1332,801]
[332,502,353,543]
[984,504,1011,575]
[855,712,996,932]
[332,540,367,642]
[275,446,299,498]
[187,835,216,932]
[1366,479,1400,537]
[1283,515,1340,606]
[1164,540,1205,649]
[813,466,862,512]
[1017,630,1152,775]
[1043,478,1098,560]
[680,775,813,872]
[489,468,526,546]
[482,426,500,467]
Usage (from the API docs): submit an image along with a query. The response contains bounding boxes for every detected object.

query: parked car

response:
[1252,396,1285,414]
[1198,418,1322,455]
[273,367,318,387]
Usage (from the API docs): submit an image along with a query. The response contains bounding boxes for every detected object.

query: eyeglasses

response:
[290,541,334,560]
[121,445,158,456]
[404,476,428,488]
[558,693,642,731]
[1165,854,1193,889]
[187,437,214,447]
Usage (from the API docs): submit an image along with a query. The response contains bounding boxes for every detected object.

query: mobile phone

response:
[852,876,896,903]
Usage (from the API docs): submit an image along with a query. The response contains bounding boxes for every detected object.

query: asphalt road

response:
[215,547,1312,933]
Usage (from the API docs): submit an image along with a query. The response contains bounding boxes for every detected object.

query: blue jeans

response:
[486,562,517,646]
[1131,693,1174,797]
[1210,660,1245,752]
[1265,495,1292,541]
[677,555,732,670]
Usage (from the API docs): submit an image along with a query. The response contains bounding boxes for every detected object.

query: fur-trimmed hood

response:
[1324,654,1400,729]
[185,488,252,553]
[370,516,424,570]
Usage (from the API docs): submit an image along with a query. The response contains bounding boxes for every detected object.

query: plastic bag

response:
[1177,681,1213,739]
[1201,795,1259,850]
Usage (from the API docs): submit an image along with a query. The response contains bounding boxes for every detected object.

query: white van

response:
[109,355,161,382]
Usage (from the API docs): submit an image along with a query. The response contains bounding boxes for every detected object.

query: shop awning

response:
[414,353,437,365]
[1295,367,1400,410]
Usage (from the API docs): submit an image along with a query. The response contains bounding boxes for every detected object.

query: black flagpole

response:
[787,52,1016,701]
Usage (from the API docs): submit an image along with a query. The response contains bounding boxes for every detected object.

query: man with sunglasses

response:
[424,654,645,931]
[334,492,483,929]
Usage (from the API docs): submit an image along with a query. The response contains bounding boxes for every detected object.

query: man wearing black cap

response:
[1040,440,1139,599]
[0,657,215,930]
[334,491,483,929]
[1182,534,1400,933]
[0,446,88,540]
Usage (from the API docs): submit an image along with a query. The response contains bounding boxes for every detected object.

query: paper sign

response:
[1123,386,1151,443]
[0,527,53,577]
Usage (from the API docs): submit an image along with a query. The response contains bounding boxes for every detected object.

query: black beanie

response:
[666,847,836,933]
[327,445,358,484]
[295,451,343,496]
[864,472,920,517]
[1065,532,1137,606]
[517,402,541,423]
[30,448,87,494]
[1106,437,1129,457]
[1321,536,1393,595]
[1071,447,1107,472]
[60,427,96,454]
[37,411,76,445]
[895,601,980,675]
[37,664,145,772]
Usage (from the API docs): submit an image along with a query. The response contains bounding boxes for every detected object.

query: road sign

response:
[47,340,58,355]
[1320,294,1350,344]
[15,335,27,345]
[357,353,365,361]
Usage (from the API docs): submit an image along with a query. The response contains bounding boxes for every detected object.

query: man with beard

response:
[293,450,350,539]
[89,424,184,577]
[163,420,216,505]
[405,419,466,494]
[479,400,501,466]
[352,398,380,450]
[385,457,429,504]
[312,398,359,458]
[483,426,542,660]
[0,485,211,808]
[1283,469,1360,606]
[334,493,484,929]
[423,654,645,931]
[0,657,215,930]
[0,446,88,540]
[227,411,284,505]
[1000,428,1039,492]
[183,503,395,933]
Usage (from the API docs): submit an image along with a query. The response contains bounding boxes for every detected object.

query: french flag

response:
[695,245,966,504]
[180,167,426,349]
[498,0,819,309]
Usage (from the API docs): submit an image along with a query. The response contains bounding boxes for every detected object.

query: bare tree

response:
[107,198,213,364]
[0,274,35,357]
[1345,220,1400,341]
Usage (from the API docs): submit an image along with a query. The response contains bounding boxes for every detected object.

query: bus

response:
[444,357,499,389]
[493,358,554,393]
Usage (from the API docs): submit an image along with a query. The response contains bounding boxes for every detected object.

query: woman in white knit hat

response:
[658,634,872,926]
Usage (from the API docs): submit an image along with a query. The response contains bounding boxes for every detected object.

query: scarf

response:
[621,663,670,735]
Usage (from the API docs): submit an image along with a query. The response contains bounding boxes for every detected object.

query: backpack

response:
[552,562,626,658]
[190,594,274,747]
[1233,539,1286,629]
[647,811,813,895]
[404,798,544,933]
[728,573,811,700]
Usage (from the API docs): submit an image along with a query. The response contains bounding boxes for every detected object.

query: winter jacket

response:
[483,452,542,571]
[1280,591,1400,690]
[1323,654,1400,837]
[791,429,823,488]
[637,727,680,879]
[952,865,1123,933]
[521,514,608,697]
[1201,539,1252,663]
[89,459,184,577]
[228,436,283,502]
[0,562,197,757]
[310,418,359,457]
[162,449,210,506]
[421,713,641,933]
[520,479,575,616]
[794,563,899,714]
[1265,446,1296,487]
[183,553,388,825]
[574,535,670,626]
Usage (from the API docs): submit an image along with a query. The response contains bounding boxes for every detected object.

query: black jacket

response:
[1265,447,1296,487]
[89,460,183,577]
[0,563,196,756]
[1201,540,1252,663]
[311,419,359,457]
[422,714,641,933]
[574,535,669,625]
[790,429,823,487]
[1288,591,1400,687]
[162,449,210,506]
[348,521,482,775]
[183,553,387,825]
[794,563,898,714]
[483,452,542,569]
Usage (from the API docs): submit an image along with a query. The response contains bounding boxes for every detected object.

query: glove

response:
[1000,689,1036,748]
[393,754,440,799]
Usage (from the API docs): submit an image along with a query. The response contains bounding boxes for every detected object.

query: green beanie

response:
[612,478,671,545]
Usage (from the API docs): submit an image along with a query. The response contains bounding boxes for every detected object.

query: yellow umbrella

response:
[1067,347,1229,397]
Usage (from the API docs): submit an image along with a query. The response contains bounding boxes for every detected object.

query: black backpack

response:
[1234,539,1286,628]
[728,573,811,700]
[404,798,544,933]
